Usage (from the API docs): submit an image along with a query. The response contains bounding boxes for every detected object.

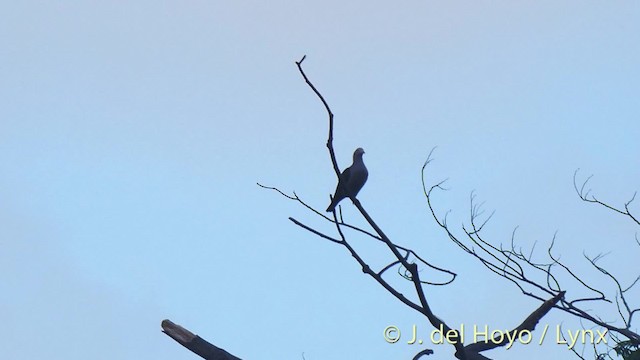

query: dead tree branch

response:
[422,155,640,351]
[161,319,242,360]
[294,55,470,359]
[573,169,639,226]
[257,56,568,360]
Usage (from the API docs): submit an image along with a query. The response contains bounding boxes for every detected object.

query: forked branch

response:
[422,156,640,353]
[264,56,569,360]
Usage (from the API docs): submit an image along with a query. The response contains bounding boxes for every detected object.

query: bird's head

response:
[352,147,365,161]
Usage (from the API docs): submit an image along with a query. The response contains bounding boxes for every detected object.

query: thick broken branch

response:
[464,291,565,353]
[161,319,241,360]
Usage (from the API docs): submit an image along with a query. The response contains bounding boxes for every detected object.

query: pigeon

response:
[326,147,368,212]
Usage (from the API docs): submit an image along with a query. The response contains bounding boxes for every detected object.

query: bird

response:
[326,147,368,212]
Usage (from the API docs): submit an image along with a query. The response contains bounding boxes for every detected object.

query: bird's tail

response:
[326,197,339,212]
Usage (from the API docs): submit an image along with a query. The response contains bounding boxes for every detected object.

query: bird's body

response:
[326,148,368,212]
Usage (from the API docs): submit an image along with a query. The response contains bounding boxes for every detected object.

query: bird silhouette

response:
[326,148,368,212]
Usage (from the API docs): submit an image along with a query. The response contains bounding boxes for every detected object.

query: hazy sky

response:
[1,1,639,359]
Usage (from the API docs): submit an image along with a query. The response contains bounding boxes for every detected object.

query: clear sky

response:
[1,1,638,359]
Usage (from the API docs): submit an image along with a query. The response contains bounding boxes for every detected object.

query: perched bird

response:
[326,147,368,212]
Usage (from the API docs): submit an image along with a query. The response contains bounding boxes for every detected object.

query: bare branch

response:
[326,210,426,314]
[289,217,342,244]
[412,348,435,359]
[379,260,401,276]
[573,169,640,226]
[422,154,640,348]
[161,319,242,360]
[464,291,565,353]
[259,182,456,285]
[294,56,340,179]
[291,58,474,359]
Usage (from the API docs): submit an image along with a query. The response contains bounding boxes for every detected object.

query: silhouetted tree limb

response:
[422,153,640,357]
[294,55,340,178]
[161,319,241,360]
[256,183,455,285]
[258,56,568,360]
[464,291,565,353]
[574,169,639,226]
[412,348,435,360]
[165,57,639,360]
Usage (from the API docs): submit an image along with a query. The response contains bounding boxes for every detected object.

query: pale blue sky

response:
[1,1,639,359]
